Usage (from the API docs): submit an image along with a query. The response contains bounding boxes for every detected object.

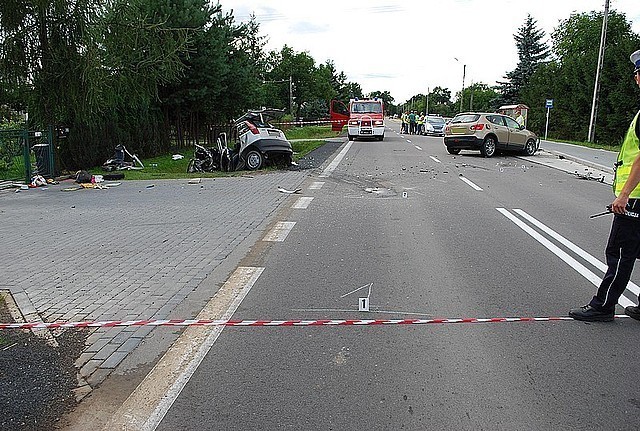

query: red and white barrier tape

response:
[272,119,347,126]
[0,315,626,330]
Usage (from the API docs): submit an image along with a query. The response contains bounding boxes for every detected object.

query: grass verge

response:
[89,135,335,181]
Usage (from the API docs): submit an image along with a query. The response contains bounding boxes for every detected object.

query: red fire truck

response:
[330,98,385,141]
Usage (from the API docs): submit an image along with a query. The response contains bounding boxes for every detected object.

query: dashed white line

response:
[309,181,325,190]
[292,197,314,209]
[263,221,296,242]
[429,156,441,163]
[414,145,422,151]
[459,176,483,191]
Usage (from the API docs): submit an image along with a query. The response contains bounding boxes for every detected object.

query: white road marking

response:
[429,156,441,163]
[513,209,640,298]
[263,221,296,242]
[459,176,483,191]
[319,141,353,178]
[406,140,412,143]
[106,266,265,431]
[292,197,314,209]
[414,145,422,151]
[497,208,634,308]
[309,181,325,190]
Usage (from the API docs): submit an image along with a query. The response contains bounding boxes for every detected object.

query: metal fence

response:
[0,127,54,187]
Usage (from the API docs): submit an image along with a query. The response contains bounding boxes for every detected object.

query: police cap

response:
[632,49,640,73]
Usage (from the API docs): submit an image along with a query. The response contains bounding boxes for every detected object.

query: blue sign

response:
[545,99,554,108]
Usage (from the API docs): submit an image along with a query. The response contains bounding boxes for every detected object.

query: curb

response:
[540,147,614,174]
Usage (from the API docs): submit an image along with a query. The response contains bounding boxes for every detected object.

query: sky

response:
[218,0,640,104]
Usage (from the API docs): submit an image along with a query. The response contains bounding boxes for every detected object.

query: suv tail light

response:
[245,121,260,135]
[470,124,485,131]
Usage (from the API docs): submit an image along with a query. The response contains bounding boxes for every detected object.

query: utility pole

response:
[289,75,293,116]
[587,0,609,142]
[425,87,429,115]
[459,64,466,113]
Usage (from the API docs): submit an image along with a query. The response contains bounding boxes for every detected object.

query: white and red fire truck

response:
[330,98,385,141]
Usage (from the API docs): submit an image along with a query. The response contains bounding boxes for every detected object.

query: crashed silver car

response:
[232,109,293,170]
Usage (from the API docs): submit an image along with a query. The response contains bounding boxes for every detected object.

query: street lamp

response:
[454,58,466,113]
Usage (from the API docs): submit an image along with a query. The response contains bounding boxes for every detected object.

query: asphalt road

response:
[156,126,640,430]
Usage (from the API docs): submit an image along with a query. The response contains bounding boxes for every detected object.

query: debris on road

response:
[278,186,302,194]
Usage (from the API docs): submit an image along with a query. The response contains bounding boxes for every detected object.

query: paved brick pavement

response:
[0,168,311,387]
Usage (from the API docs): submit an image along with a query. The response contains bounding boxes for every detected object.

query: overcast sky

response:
[219,0,640,103]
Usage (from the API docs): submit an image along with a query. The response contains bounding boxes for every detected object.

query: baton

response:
[590,205,613,218]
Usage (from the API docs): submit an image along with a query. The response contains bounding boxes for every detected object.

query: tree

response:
[497,14,550,105]
[521,10,640,144]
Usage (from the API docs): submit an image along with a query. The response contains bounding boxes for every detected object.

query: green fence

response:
[0,127,54,186]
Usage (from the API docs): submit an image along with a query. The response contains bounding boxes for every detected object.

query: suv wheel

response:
[447,147,461,155]
[523,139,537,156]
[480,136,496,158]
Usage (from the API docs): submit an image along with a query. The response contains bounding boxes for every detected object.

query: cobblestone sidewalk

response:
[0,169,308,388]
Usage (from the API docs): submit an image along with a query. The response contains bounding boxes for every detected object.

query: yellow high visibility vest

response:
[613,111,640,197]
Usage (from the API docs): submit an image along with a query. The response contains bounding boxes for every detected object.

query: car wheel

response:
[446,147,461,155]
[481,136,496,158]
[348,134,355,141]
[377,135,384,141]
[523,139,537,156]
[245,150,263,170]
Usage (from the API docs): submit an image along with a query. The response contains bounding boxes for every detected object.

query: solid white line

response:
[263,221,296,242]
[319,141,353,178]
[429,156,441,163]
[414,145,422,151]
[309,181,325,190]
[292,197,314,209]
[106,266,265,431]
[459,176,483,191]
[497,208,634,308]
[513,209,640,298]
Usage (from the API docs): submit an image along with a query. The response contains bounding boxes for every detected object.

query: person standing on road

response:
[569,49,640,322]
[409,111,417,135]
[515,110,525,128]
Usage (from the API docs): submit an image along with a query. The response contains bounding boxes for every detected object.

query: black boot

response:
[569,305,614,322]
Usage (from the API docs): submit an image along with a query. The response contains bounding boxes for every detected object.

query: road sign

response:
[546,99,554,109]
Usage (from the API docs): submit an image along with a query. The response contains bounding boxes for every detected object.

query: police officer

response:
[569,49,640,322]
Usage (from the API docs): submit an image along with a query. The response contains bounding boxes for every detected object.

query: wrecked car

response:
[187,109,293,173]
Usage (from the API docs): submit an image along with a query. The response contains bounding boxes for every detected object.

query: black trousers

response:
[590,211,640,312]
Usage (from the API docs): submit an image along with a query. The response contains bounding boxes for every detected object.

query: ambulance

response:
[329,98,385,141]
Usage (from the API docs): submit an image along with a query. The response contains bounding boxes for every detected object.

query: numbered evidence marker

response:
[359,297,370,312]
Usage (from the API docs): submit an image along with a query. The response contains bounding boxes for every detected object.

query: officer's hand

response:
[612,195,629,214]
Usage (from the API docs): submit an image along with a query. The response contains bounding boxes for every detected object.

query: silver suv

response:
[444,112,539,158]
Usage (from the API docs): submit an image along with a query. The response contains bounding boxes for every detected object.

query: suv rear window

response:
[451,114,480,124]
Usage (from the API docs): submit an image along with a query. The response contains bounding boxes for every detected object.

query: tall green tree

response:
[521,10,640,144]
[497,14,550,105]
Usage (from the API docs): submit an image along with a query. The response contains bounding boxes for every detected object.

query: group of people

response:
[400,111,426,135]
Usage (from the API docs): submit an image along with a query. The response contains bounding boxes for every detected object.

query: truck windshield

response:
[351,102,382,114]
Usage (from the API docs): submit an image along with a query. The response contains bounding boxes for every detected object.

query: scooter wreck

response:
[187,109,294,173]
